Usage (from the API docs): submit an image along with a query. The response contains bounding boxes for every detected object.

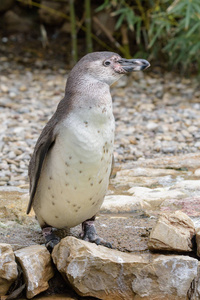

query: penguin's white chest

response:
[33,107,115,228]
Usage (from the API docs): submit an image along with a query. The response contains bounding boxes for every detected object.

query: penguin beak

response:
[118,58,150,72]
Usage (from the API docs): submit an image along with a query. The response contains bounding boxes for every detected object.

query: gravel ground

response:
[0,55,200,188]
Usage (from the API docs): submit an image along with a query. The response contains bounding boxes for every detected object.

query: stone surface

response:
[52,236,198,300]
[101,195,141,213]
[0,243,18,296]
[148,211,195,252]
[127,153,200,171]
[161,197,200,217]
[194,168,200,177]
[171,180,200,192]
[15,245,54,299]
[188,262,200,300]
[128,186,185,210]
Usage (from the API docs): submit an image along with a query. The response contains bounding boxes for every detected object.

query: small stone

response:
[19,85,27,92]
[188,126,198,133]
[15,245,54,299]
[0,84,9,93]
[146,122,158,131]
[148,211,195,252]
[9,91,17,98]
[195,141,200,149]
[194,169,200,177]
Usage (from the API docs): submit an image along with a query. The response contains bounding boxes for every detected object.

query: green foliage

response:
[97,0,200,73]
[164,0,200,71]
[16,0,200,72]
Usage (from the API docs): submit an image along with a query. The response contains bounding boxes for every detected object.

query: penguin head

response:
[71,52,150,86]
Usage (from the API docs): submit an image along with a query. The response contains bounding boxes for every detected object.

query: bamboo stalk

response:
[121,25,131,58]
[69,0,78,64]
[85,0,93,52]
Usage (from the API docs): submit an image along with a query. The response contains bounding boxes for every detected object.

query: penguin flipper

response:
[27,118,57,214]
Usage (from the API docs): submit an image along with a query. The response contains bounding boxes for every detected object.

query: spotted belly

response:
[33,122,114,228]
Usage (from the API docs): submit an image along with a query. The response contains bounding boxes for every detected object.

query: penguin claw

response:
[45,236,60,252]
[81,233,112,248]
[42,228,60,252]
[94,238,112,248]
[80,220,112,248]
[42,227,60,252]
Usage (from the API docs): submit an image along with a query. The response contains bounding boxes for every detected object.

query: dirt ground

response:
[0,189,156,253]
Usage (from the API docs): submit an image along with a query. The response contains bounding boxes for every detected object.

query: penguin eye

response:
[104,60,111,67]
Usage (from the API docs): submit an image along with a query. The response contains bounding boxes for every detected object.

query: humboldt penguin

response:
[27,52,150,250]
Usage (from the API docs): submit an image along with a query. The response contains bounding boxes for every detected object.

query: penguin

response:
[27,52,150,250]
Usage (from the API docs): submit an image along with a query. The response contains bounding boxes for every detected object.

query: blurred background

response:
[0,0,200,73]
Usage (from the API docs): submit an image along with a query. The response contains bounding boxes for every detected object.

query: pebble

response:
[0,84,9,93]
[0,62,199,187]
[194,169,200,177]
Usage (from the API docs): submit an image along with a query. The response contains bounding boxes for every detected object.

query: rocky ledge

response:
[1,226,200,300]
[1,155,200,300]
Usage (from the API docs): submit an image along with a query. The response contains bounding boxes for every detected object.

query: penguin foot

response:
[80,219,112,248]
[42,227,60,252]
[45,234,60,252]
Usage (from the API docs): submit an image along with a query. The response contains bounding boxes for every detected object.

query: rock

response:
[112,174,160,188]
[0,243,18,296]
[170,180,200,192]
[129,153,200,170]
[128,186,185,211]
[161,197,200,217]
[19,85,27,92]
[146,121,158,131]
[188,262,200,299]
[148,211,195,252]
[0,84,9,93]
[112,167,183,189]
[52,236,198,299]
[15,245,54,299]
[133,255,198,300]
[100,195,141,213]
[194,169,200,177]
[116,168,180,178]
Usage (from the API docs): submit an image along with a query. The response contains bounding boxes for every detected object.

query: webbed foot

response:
[80,217,112,248]
[42,227,60,252]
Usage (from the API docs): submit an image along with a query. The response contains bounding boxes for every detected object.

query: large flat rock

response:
[52,236,199,300]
